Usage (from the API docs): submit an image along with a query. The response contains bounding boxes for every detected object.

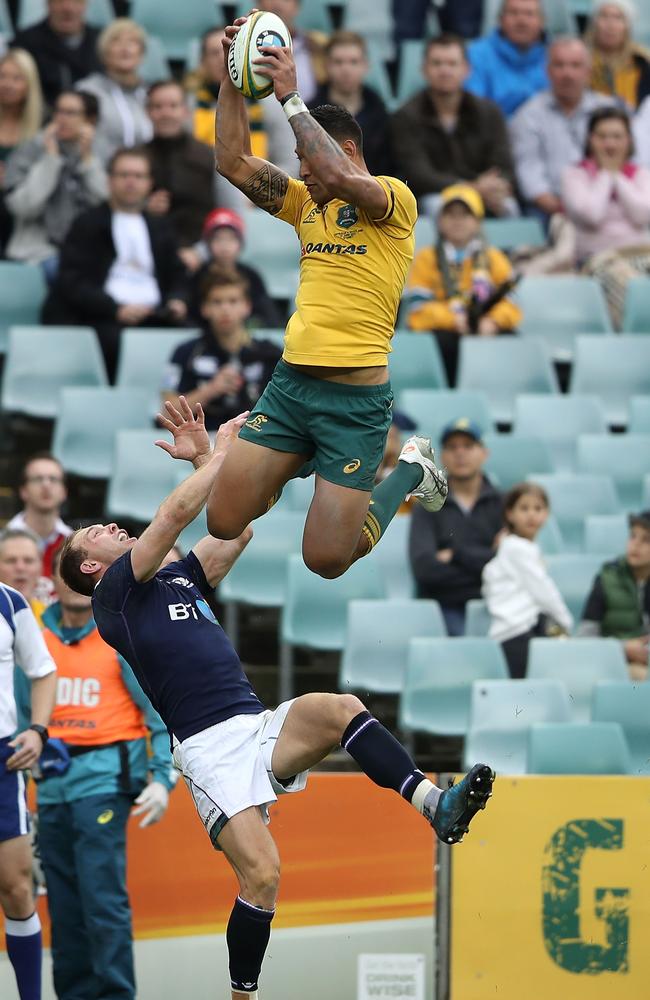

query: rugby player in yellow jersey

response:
[204,15,448,579]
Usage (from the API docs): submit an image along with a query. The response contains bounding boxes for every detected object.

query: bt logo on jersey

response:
[168,603,199,621]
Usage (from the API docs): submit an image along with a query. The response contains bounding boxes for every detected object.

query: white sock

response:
[411,778,441,815]
[5,912,41,936]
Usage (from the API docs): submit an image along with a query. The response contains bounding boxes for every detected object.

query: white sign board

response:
[357,953,425,999]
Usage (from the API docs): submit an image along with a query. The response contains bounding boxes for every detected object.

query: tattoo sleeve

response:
[289,112,349,174]
[240,163,289,214]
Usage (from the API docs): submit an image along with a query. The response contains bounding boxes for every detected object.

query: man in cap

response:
[408,418,503,635]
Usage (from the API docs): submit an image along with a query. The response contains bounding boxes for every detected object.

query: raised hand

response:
[213,411,250,456]
[156,396,212,465]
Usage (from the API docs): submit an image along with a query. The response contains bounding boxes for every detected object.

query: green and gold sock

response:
[361,462,422,554]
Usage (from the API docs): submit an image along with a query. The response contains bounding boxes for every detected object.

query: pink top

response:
[561,160,650,262]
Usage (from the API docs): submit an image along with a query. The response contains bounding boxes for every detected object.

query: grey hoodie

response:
[76,72,152,164]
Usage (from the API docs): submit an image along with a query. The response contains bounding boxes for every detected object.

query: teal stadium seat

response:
[629,396,650,433]
[621,276,650,333]
[414,215,436,254]
[0,263,47,354]
[372,514,414,599]
[2,326,107,419]
[398,389,493,445]
[516,276,612,360]
[389,333,448,394]
[339,599,446,695]
[130,0,217,60]
[279,475,314,513]
[465,599,491,637]
[570,336,650,426]
[18,0,112,27]
[239,210,300,300]
[463,678,572,774]
[399,637,509,737]
[106,429,179,523]
[115,328,198,404]
[236,0,334,32]
[0,0,11,32]
[457,337,559,425]
[532,474,620,551]
[395,39,425,105]
[52,387,152,479]
[344,0,395,61]
[139,35,172,84]
[514,394,607,472]
[482,0,576,35]
[584,514,629,556]
[592,681,650,775]
[537,514,566,554]
[279,554,385,701]
[644,474,650,508]
[482,217,545,252]
[527,637,629,722]
[365,49,395,110]
[577,434,650,510]
[527,722,630,775]
[483,434,555,488]
[251,328,285,350]
[546,553,606,621]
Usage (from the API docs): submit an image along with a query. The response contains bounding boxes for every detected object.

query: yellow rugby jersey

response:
[275,175,417,367]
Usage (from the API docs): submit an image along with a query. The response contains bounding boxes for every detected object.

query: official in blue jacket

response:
[467,0,549,117]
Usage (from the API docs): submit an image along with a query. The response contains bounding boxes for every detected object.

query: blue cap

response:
[440,418,484,446]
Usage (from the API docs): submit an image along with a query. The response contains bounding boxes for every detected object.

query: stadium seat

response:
[251,328,285,349]
[532,474,620,551]
[0,262,47,354]
[482,218,545,252]
[592,681,650,775]
[279,554,385,701]
[527,637,629,722]
[177,509,208,555]
[52,387,152,479]
[621,276,650,333]
[584,514,629,557]
[644,474,650,508]
[18,0,112,28]
[399,637,509,737]
[280,474,314,512]
[106,429,178,523]
[115,328,198,403]
[395,39,425,105]
[1,326,107,419]
[482,433,555,488]
[457,337,559,426]
[129,0,217,59]
[538,514,566,555]
[398,389,494,445]
[339,599,446,695]
[139,34,172,84]
[570,335,650,426]
[365,49,395,110]
[629,396,650,433]
[239,210,300,300]
[389,333,448,394]
[545,553,606,622]
[482,0,577,36]
[237,0,334,30]
[465,599,491,637]
[0,0,11,32]
[516,276,612,360]
[372,514,414,599]
[219,510,303,646]
[514,394,608,472]
[344,0,395,61]
[414,215,436,253]
[463,678,572,774]
[527,722,630,775]
[577,434,650,510]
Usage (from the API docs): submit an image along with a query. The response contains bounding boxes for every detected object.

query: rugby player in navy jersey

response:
[59,398,494,1000]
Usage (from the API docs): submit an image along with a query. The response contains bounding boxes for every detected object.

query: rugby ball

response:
[228,11,293,101]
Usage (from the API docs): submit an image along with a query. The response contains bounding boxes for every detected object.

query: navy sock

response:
[226,895,275,994]
[5,912,42,1000]
[341,710,427,802]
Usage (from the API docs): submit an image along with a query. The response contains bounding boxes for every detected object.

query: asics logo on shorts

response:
[343,459,361,474]
[245,414,268,432]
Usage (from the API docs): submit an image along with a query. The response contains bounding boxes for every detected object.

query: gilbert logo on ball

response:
[228,10,292,101]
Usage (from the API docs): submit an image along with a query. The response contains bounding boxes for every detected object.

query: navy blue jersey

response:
[92,551,264,742]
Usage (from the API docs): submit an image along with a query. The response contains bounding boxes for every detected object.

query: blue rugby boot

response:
[425,764,495,844]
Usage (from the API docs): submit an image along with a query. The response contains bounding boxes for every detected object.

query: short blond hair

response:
[97,18,147,65]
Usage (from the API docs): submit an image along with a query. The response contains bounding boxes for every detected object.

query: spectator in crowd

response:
[394,1,485,42]
[259,0,327,103]
[510,37,612,220]
[634,93,650,167]
[76,19,152,164]
[578,509,650,680]
[144,80,215,248]
[408,418,503,635]
[0,49,43,251]
[467,0,548,118]
[483,483,573,678]
[162,270,282,432]
[42,146,189,380]
[36,550,175,1000]
[0,527,49,621]
[585,0,650,110]
[0,568,56,1000]
[8,453,72,583]
[182,207,281,328]
[404,184,521,384]
[390,34,518,219]
[308,31,391,175]
[3,89,106,277]
[12,0,102,109]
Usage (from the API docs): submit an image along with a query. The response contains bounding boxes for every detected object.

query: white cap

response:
[592,0,636,23]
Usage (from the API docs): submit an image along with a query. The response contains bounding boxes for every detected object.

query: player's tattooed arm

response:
[289,113,349,174]
[240,163,289,215]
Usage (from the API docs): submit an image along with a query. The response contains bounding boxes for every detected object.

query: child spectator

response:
[182,207,281,328]
[483,483,573,678]
[585,0,650,110]
[161,270,282,431]
[0,49,43,250]
[578,510,650,681]
[404,183,521,384]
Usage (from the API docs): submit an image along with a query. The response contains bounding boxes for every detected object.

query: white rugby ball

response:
[228,11,293,101]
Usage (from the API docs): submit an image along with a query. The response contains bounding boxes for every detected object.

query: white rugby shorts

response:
[172,699,308,849]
